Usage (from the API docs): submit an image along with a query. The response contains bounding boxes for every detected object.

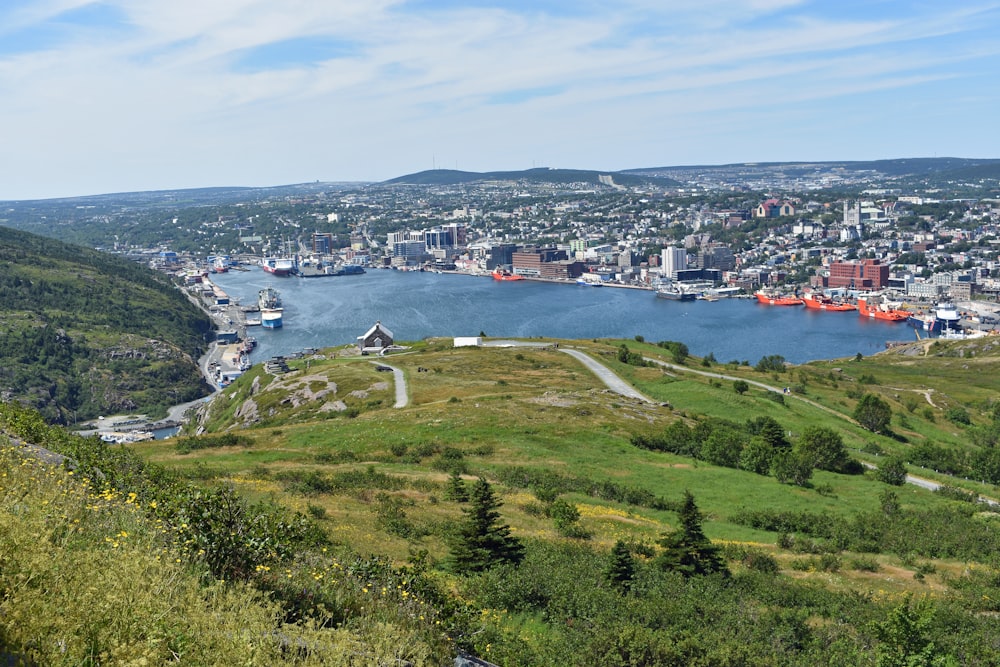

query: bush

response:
[755,355,787,373]
[945,407,972,426]
[875,456,908,486]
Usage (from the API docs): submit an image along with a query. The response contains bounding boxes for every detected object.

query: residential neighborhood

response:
[5,161,1000,320]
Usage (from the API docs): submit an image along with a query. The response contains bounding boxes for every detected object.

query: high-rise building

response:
[661,247,687,279]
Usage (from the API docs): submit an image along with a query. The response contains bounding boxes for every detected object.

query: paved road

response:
[371,361,408,408]
[558,348,655,403]
[483,340,656,403]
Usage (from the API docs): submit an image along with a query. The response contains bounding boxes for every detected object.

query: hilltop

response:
[0,225,213,423]
[382,166,681,188]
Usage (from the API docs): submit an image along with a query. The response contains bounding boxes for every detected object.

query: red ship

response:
[802,292,856,312]
[755,290,803,306]
[857,298,908,322]
[492,268,525,281]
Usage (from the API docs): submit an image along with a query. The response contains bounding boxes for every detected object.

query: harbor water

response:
[210,269,916,365]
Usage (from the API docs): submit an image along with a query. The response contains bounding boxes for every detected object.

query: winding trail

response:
[644,357,859,425]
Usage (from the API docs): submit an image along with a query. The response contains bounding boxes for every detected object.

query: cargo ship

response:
[656,284,696,301]
[258,285,284,329]
[908,303,962,333]
[212,256,229,273]
[802,291,855,312]
[857,298,908,322]
[492,267,525,281]
[261,256,295,276]
[754,290,803,306]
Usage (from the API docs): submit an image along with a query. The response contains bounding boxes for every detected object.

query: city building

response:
[822,259,890,290]
[660,247,687,279]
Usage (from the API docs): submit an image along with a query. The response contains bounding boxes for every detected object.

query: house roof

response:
[358,321,394,341]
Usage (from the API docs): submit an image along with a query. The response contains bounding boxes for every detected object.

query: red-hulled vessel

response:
[802,292,856,312]
[492,267,525,281]
[755,290,803,306]
[857,298,908,322]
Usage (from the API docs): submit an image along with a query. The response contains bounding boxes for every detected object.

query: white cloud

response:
[0,1,999,198]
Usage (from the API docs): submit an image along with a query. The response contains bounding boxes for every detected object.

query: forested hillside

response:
[0,226,212,423]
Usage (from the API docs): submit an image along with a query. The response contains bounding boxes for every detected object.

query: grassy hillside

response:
[7,336,1000,664]
[0,225,213,423]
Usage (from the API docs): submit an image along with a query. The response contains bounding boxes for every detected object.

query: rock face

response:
[197,367,394,431]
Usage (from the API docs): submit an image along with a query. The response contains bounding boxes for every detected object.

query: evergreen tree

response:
[446,477,524,574]
[605,540,637,592]
[443,470,469,502]
[655,491,728,577]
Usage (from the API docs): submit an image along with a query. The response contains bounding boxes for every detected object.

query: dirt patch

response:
[528,391,580,408]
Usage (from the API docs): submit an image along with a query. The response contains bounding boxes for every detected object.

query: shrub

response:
[945,407,972,426]
[875,456,908,486]
[755,355,786,373]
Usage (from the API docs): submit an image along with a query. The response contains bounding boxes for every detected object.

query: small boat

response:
[754,290,803,306]
[802,291,856,312]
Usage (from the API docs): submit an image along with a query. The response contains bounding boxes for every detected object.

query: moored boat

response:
[656,284,696,301]
[909,303,962,333]
[857,298,908,322]
[492,267,525,281]
[755,290,803,306]
[802,291,856,312]
[259,285,284,328]
[262,257,295,276]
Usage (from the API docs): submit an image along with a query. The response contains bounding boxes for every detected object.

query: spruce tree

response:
[655,491,728,577]
[446,477,524,574]
[605,540,637,592]
[443,470,469,502]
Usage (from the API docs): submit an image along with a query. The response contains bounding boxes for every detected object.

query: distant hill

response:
[0,226,213,423]
[625,157,1000,180]
[383,167,681,187]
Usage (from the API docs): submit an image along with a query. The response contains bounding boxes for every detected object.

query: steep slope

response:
[0,225,213,422]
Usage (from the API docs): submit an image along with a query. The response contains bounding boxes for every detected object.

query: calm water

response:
[210,269,913,365]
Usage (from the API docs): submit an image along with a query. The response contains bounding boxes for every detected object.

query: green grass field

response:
[133,334,1000,597]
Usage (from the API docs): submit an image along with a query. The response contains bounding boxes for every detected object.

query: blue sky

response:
[1,0,999,200]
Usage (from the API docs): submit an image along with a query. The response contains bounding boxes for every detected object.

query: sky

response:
[1,1,1000,200]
